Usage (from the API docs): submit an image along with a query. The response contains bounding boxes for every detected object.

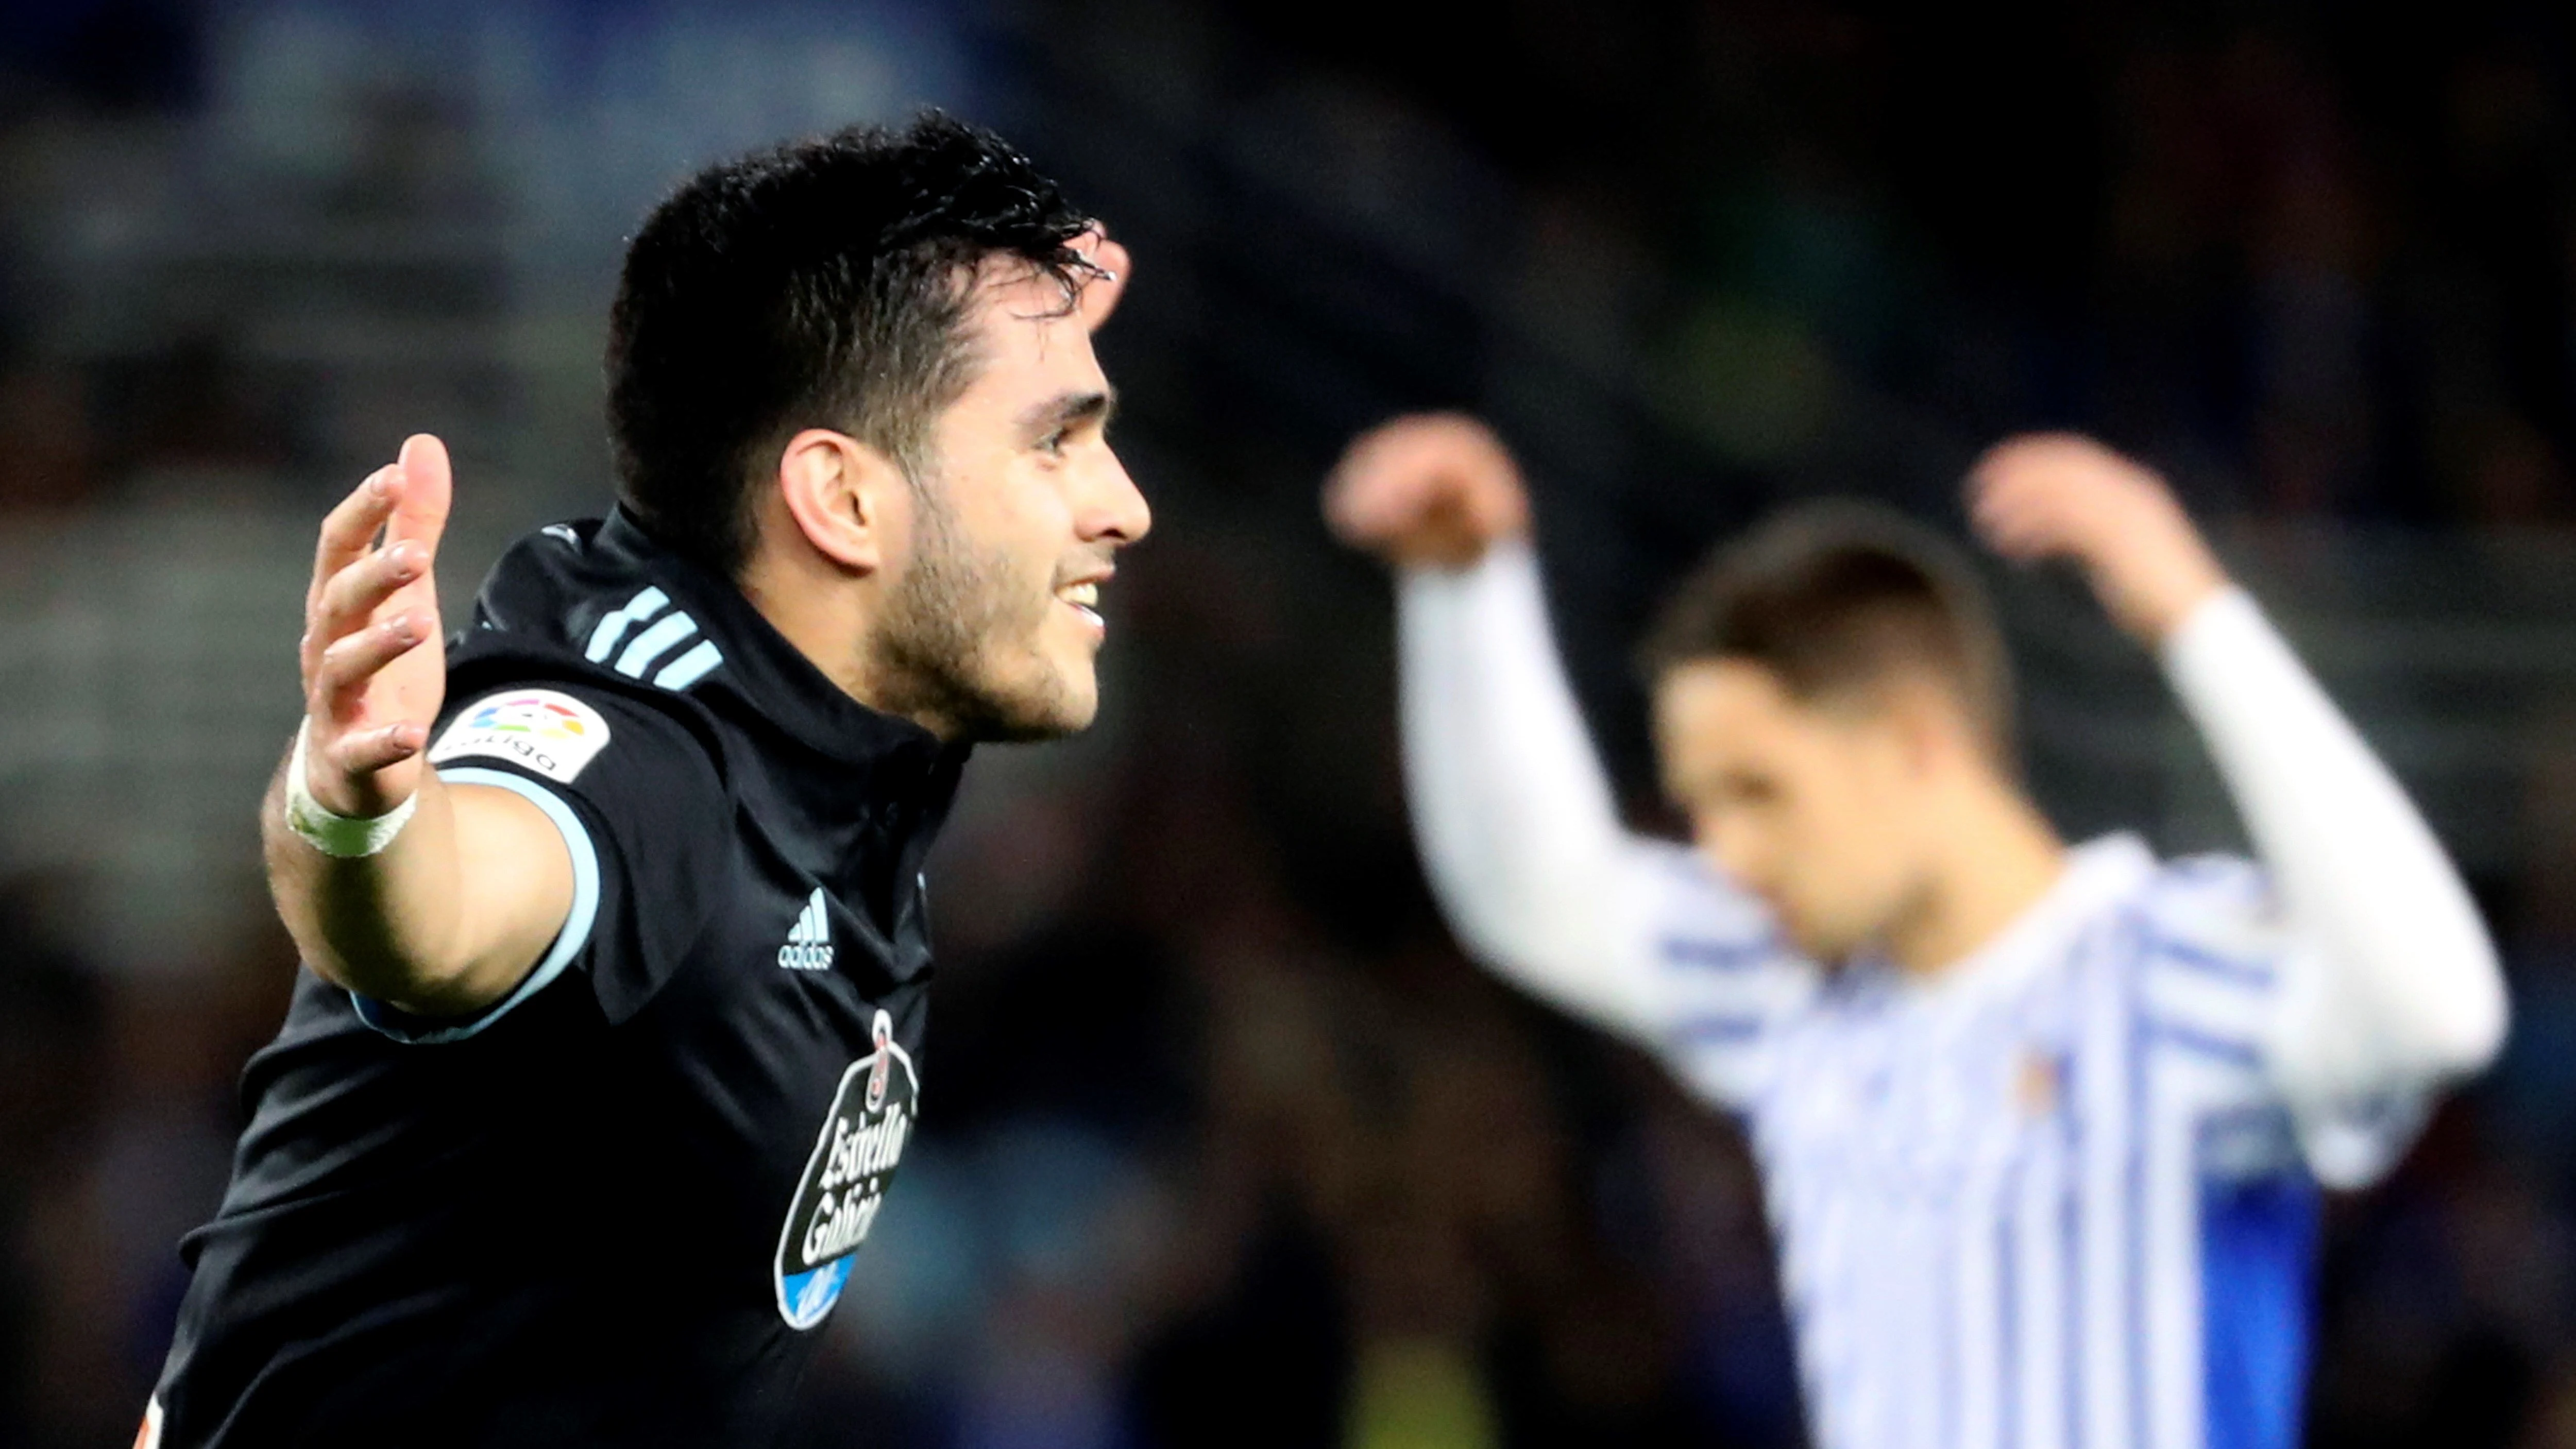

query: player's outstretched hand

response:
[299,434,453,817]
[1324,413,1531,569]
[1967,433,2229,645]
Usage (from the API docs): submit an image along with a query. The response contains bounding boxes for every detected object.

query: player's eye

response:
[1036,428,1070,457]
[1723,772,1778,806]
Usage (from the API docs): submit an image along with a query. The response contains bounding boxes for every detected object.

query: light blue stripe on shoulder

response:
[652,638,724,691]
[616,612,699,677]
[584,585,669,662]
[349,767,603,1045]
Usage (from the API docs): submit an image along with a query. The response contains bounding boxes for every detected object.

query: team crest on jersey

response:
[2014,1047,2066,1120]
[428,689,611,782]
[773,1009,916,1330]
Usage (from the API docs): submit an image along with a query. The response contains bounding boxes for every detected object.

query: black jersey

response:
[151,508,968,1448]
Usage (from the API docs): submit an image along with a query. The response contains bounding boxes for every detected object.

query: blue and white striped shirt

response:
[1398,544,2500,1449]
[1655,835,2422,1449]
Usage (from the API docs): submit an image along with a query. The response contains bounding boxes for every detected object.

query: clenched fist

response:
[1324,413,1531,570]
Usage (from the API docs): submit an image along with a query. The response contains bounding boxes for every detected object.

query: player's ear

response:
[775,429,908,575]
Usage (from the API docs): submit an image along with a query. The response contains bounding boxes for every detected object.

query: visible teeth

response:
[1061,582,1099,607]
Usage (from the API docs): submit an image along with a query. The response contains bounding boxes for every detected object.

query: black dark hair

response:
[606,111,1100,573]
[1639,502,2015,755]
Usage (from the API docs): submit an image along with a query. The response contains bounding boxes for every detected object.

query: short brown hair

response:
[607,113,1100,576]
[1639,502,2014,754]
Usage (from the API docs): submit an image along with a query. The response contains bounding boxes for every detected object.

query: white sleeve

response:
[2161,587,2509,1177]
[1399,543,1672,1047]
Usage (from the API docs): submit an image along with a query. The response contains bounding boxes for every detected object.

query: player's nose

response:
[1078,446,1150,546]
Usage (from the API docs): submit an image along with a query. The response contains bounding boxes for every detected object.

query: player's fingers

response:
[310,540,430,644]
[1963,456,2032,512]
[1325,459,1438,545]
[1973,497,2082,561]
[1321,447,1397,536]
[1964,469,2033,524]
[1966,450,2072,513]
[1966,470,2050,527]
[325,721,429,779]
[1965,437,2087,510]
[1977,432,2161,500]
[1972,431,2089,469]
[310,611,433,715]
[1322,434,1416,541]
[1393,414,1519,489]
[386,434,453,559]
[1340,458,1504,551]
[1336,413,1462,475]
[1328,416,1484,519]
[1072,230,1130,328]
[1967,466,2052,532]
[310,467,400,607]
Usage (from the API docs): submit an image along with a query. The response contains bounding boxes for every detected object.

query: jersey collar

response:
[1888,832,2159,1008]
[591,506,970,779]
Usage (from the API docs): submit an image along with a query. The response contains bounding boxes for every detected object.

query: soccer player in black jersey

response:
[140,115,1149,1447]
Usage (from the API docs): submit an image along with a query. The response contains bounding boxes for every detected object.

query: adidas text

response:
[778,889,835,971]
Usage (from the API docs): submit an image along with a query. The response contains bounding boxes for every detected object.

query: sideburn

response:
[867,473,1064,740]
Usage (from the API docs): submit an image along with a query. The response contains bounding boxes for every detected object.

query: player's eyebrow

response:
[1022,388,1116,437]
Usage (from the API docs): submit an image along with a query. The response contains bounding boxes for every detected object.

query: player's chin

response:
[979,656,1099,742]
[1046,655,1103,731]
[1774,906,1848,964]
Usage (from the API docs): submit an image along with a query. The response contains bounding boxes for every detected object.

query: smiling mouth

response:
[1056,579,1104,630]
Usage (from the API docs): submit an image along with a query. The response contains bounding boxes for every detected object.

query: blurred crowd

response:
[5,3,2576,1447]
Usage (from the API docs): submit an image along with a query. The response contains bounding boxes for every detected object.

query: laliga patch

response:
[429,689,611,782]
[774,1010,918,1330]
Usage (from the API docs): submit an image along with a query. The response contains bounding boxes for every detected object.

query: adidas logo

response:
[778,888,834,971]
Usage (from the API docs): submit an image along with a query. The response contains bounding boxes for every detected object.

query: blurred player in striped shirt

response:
[1325,418,2507,1449]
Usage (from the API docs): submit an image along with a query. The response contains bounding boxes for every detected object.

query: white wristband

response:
[284,720,420,857]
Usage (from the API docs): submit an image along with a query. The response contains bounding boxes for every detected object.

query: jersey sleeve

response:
[2128,858,2433,1189]
[345,679,733,1043]
[2153,589,2506,1187]
[1645,844,1821,1111]
[1397,543,1818,1079]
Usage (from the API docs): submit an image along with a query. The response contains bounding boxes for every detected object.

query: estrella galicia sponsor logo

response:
[773,1010,915,1330]
[778,888,834,971]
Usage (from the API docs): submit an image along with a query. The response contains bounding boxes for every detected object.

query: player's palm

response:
[300,434,453,816]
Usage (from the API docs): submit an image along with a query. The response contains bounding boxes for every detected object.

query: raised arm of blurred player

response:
[1326,415,1664,1043]
[1327,416,1797,1055]
[264,434,575,1017]
[1970,435,2509,1115]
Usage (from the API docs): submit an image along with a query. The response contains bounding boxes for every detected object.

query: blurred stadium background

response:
[3,2,2575,1444]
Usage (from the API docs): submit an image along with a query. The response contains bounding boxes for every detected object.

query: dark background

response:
[3,2,2574,1445]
